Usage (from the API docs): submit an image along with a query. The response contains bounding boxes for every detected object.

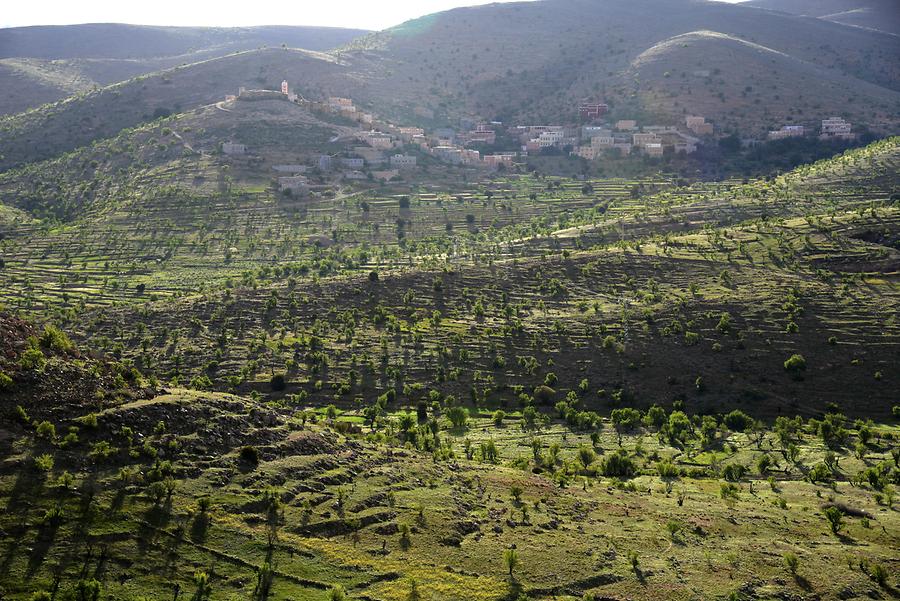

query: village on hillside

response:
[217,81,861,196]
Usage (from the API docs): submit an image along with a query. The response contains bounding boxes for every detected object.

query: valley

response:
[0,1,898,600]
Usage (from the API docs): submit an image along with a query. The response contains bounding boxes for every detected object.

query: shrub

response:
[40,325,73,352]
[611,407,642,429]
[723,410,752,432]
[447,406,469,429]
[19,348,46,370]
[270,373,286,391]
[869,562,888,587]
[0,371,13,391]
[720,482,740,499]
[34,453,54,472]
[239,445,260,466]
[656,461,680,478]
[721,464,746,482]
[492,410,505,427]
[190,375,213,390]
[577,445,596,470]
[503,548,519,577]
[533,385,556,404]
[35,421,56,440]
[783,552,799,575]
[329,586,347,601]
[600,450,636,478]
[784,354,806,373]
[823,506,843,535]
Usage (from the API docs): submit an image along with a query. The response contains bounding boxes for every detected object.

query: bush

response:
[190,375,213,390]
[721,464,746,482]
[869,562,888,587]
[533,385,556,405]
[40,325,73,352]
[0,371,13,391]
[35,421,56,441]
[447,406,469,429]
[270,373,286,391]
[611,407,642,429]
[600,450,636,478]
[34,453,54,472]
[656,461,680,478]
[723,410,752,432]
[783,552,799,575]
[19,348,46,370]
[239,445,260,466]
[823,506,843,535]
[784,354,806,373]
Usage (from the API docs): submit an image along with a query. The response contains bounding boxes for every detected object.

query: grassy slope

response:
[34,138,895,421]
[0,356,897,600]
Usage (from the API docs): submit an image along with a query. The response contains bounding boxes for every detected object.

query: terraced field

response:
[0,131,897,600]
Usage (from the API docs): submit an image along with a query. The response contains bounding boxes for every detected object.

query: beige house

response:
[632,133,661,147]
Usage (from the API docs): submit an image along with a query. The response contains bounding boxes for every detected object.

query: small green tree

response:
[783,552,799,576]
[503,548,519,578]
[824,506,843,535]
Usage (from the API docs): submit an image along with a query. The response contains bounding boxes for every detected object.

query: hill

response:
[2,137,890,419]
[623,29,899,136]
[0,23,368,59]
[333,0,900,127]
[2,0,898,172]
[745,0,900,35]
[1,312,896,600]
[0,47,350,170]
[0,24,368,115]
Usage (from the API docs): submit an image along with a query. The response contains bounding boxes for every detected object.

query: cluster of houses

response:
[767,117,857,142]
[569,116,707,160]
[219,82,866,190]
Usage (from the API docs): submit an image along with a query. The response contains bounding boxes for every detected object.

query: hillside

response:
[2,137,889,419]
[1,142,898,600]
[0,48,350,170]
[0,24,369,59]
[3,0,899,172]
[1,313,896,600]
[745,0,900,35]
[333,0,900,127]
[0,24,367,115]
[624,30,899,136]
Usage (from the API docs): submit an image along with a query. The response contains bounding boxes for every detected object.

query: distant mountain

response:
[0,24,369,60]
[0,24,368,115]
[744,0,900,35]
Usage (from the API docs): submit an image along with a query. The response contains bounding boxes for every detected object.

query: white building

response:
[390,154,417,169]
[768,125,805,140]
[685,116,714,136]
[644,143,664,157]
[278,176,308,194]
[222,142,246,155]
[632,133,661,147]
[590,136,615,149]
[272,164,307,173]
[820,117,854,140]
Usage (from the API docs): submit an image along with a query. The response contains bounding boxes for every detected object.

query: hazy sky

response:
[1,0,746,31]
